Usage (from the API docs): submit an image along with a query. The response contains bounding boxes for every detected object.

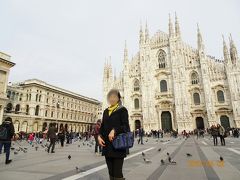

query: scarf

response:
[108,103,119,116]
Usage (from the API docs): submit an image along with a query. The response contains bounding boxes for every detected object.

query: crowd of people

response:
[0,115,240,168]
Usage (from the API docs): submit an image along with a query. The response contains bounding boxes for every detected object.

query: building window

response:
[134,79,140,91]
[134,98,140,109]
[35,105,40,116]
[51,111,54,117]
[45,110,48,117]
[26,105,29,115]
[36,94,38,101]
[158,50,166,68]
[217,90,225,103]
[193,92,200,105]
[160,80,167,92]
[6,103,13,113]
[39,95,41,102]
[15,104,20,113]
[191,72,199,84]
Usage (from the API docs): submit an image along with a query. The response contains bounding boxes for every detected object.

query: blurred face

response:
[108,93,119,106]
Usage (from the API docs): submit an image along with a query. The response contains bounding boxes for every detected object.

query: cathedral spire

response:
[222,35,230,64]
[145,21,149,42]
[124,40,128,62]
[139,21,144,44]
[168,14,174,37]
[197,24,204,52]
[229,34,238,64]
[175,12,181,38]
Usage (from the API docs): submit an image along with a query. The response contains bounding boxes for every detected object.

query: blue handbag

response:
[112,132,134,150]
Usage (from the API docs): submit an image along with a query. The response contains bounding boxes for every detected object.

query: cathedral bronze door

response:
[196,117,204,130]
[135,120,141,130]
[161,111,172,131]
[220,115,230,130]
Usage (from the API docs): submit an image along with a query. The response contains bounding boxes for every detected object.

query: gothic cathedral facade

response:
[102,14,240,132]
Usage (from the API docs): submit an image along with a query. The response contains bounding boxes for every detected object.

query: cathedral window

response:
[217,90,225,103]
[193,93,200,105]
[191,72,199,84]
[134,98,140,109]
[35,105,40,116]
[134,79,140,91]
[158,50,166,68]
[160,80,167,92]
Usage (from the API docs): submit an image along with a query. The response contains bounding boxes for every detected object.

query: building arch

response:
[191,71,199,84]
[193,92,200,105]
[134,98,140,109]
[133,79,140,91]
[160,80,167,92]
[157,49,166,68]
[217,90,225,103]
[195,117,204,130]
[220,115,230,130]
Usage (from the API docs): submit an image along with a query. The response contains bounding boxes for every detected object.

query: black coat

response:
[99,106,130,158]
[0,121,15,141]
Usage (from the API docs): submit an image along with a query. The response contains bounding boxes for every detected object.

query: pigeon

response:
[220,156,224,161]
[158,148,161,152]
[24,147,28,150]
[41,144,45,148]
[35,146,38,151]
[161,159,165,165]
[168,156,176,164]
[168,156,172,162]
[142,152,145,157]
[68,155,71,160]
[145,139,148,142]
[143,158,151,163]
[76,166,79,171]
[11,147,15,150]
[186,153,192,157]
[14,151,18,155]
[78,145,80,147]
[167,152,170,156]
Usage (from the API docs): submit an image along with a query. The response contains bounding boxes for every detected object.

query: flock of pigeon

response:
[141,140,224,166]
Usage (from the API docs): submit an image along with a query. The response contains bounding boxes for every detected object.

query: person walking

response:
[138,127,144,145]
[98,89,130,180]
[58,127,65,147]
[0,117,15,164]
[47,124,57,153]
[217,124,225,146]
[92,120,102,155]
[211,125,218,146]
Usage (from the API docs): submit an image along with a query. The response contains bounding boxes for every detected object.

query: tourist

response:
[92,119,102,155]
[138,127,144,145]
[0,117,15,164]
[98,89,130,180]
[47,124,57,153]
[217,124,225,146]
[211,125,218,146]
[58,127,65,147]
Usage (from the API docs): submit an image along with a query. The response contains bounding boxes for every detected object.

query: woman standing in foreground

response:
[98,89,130,180]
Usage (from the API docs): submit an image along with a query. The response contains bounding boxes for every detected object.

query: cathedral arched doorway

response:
[220,115,230,130]
[161,111,172,132]
[134,120,141,130]
[196,117,204,130]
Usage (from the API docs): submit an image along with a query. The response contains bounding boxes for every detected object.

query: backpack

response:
[0,125,8,140]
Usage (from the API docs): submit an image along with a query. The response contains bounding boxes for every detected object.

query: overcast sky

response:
[0,0,239,101]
